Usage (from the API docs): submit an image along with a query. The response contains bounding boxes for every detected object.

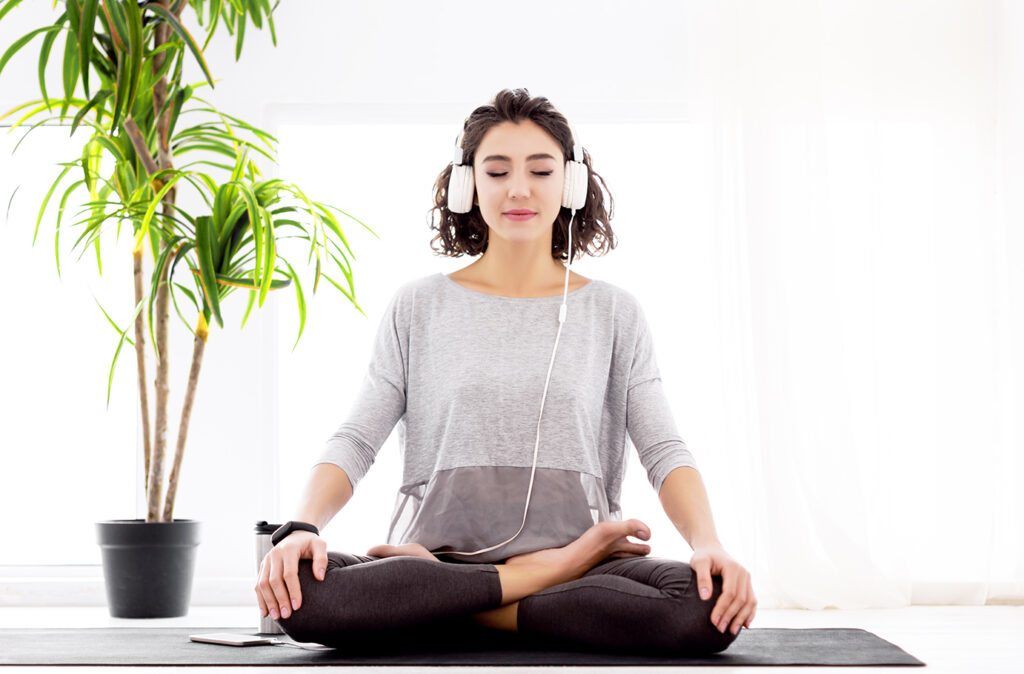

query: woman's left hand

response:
[689,543,757,635]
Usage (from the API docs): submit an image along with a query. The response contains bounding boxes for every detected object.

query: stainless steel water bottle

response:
[254,521,285,634]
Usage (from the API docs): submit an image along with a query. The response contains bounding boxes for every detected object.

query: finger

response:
[281,551,301,616]
[312,543,328,581]
[256,560,274,618]
[718,573,749,634]
[254,562,269,617]
[711,569,740,631]
[733,598,757,635]
[267,554,291,620]
[742,592,758,628]
[691,556,713,601]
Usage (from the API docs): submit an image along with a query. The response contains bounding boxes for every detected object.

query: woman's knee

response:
[623,560,736,654]
[669,569,739,654]
[274,552,357,642]
[273,558,322,640]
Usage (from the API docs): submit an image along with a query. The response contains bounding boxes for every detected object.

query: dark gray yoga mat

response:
[0,626,925,666]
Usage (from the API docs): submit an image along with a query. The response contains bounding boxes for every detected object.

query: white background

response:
[1,0,1021,609]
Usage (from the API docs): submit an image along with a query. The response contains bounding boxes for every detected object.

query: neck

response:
[472,242,568,295]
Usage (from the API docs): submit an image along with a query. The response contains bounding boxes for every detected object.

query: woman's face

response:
[472,119,565,245]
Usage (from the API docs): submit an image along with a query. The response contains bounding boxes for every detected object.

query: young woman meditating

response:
[254,88,756,654]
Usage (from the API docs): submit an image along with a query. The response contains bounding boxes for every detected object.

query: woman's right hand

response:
[255,530,328,620]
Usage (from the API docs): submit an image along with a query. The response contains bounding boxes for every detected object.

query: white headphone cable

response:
[442,209,576,558]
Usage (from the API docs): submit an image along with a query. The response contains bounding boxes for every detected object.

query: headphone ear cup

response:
[562,159,589,210]
[448,164,475,213]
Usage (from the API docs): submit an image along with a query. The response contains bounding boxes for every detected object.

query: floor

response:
[0,605,1020,672]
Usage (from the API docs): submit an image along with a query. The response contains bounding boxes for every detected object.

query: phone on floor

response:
[189,632,278,646]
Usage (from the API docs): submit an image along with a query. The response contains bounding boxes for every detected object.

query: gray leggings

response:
[275,551,738,654]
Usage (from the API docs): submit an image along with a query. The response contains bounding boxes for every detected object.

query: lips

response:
[504,210,537,215]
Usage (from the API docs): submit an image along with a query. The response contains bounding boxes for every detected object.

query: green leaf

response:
[173,282,199,312]
[71,87,111,135]
[121,0,143,116]
[200,0,222,52]
[0,24,61,81]
[101,0,129,53]
[37,12,68,109]
[53,177,87,278]
[0,0,26,24]
[134,170,185,250]
[248,0,262,29]
[281,258,305,351]
[145,3,216,89]
[80,138,95,195]
[33,161,73,246]
[149,238,190,355]
[201,270,290,290]
[230,143,248,183]
[61,19,80,120]
[169,277,200,335]
[258,207,274,305]
[167,83,189,139]
[105,292,147,409]
[320,273,365,318]
[78,0,97,98]
[194,215,224,328]
[93,294,133,346]
[258,0,276,46]
[233,1,245,61]
[93,131,126,162]
[239,286,256,329]
[109,51,125,130]
[66,0,81,43]
[186,98,280,147]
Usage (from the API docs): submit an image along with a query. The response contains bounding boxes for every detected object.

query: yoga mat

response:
[0,626,925,666]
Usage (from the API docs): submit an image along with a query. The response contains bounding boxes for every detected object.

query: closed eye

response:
[486,171,553,177]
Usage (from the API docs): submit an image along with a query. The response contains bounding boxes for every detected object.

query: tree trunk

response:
[132,248,152,496]
[145,5,179,522]
[162,313,208,522]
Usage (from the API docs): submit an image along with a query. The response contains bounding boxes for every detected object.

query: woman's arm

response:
[659,464,757,636]
[256,463,353,621]
[294,463,355,531]
[658,465,720,548]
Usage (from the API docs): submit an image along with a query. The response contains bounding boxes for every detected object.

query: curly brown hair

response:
[428,88,617,262]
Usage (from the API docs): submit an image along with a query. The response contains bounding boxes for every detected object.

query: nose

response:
[507,172,530,200]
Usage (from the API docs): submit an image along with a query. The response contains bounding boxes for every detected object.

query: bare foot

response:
[366,542,441,562]
[503,518,652,583]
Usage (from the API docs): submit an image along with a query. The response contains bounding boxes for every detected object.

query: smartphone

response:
[189,632,278,646]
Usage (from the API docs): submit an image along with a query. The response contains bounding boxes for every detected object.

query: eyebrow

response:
[481,153,558,163]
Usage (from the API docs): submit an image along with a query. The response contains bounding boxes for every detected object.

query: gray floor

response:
[0,604,1020,673]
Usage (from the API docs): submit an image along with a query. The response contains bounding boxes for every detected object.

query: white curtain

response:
[663,0,1023,609]
[269,0,1022,612]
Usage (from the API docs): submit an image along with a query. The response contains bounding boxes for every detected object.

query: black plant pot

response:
[95,519,201,618]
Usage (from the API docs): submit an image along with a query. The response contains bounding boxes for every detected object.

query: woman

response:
[255,88,756,654]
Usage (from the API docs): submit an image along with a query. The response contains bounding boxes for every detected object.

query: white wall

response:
[0,0,696,604]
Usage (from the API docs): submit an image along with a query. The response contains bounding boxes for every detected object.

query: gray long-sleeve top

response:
[315,272,698,563]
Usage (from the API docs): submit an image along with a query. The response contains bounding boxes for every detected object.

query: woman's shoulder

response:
[587,277,645,316]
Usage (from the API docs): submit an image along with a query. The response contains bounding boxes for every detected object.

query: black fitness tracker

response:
[271,520,320,546]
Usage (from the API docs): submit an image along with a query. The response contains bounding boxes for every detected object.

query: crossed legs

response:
[277,519,738,654]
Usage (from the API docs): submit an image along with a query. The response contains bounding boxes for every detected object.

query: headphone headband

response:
[448,103,588,213]
[453,114,583,167]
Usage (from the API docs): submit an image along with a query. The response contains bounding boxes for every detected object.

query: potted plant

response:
[0,0,375,617]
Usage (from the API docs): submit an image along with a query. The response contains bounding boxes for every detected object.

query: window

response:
[0,125,136,567]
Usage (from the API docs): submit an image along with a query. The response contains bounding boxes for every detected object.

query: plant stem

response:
[133,248,152,497]
[145,11,176,523]
[161,313,208,522]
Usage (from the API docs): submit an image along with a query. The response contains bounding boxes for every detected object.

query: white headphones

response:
[446,120,589,214]
[441,114,589,559]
